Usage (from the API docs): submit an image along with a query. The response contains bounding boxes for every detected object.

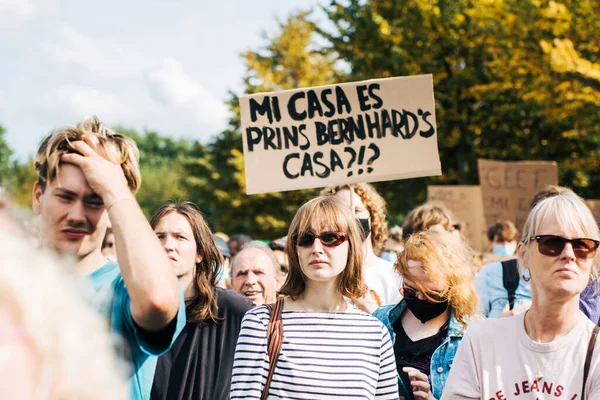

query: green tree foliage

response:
[182,11,338,238]
[321,0,600,212]
[114,127,205,218]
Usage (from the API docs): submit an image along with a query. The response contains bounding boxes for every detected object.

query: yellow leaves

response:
[379,19,391,36]
[255,214,288,231]
[573,171,590,189]
[543,38,600,83]
[542,1,571,36]
[562,129,584,139]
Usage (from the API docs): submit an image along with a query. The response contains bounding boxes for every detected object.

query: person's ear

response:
[32,182,43,215]
[517,241,528,269]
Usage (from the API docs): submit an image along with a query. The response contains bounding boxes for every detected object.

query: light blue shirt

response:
[475,261,532,318]
[89,261,186,400]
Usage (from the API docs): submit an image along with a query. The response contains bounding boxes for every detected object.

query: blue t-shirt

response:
[89,261,186,400]
[475,261,532,318]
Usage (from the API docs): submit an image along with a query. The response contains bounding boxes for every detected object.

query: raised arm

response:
[62,138,180,331]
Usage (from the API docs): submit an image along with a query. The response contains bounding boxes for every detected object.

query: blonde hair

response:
[0,233,125,398]
[35,116,141,193]
[320,183,388,251]
[396,229,478,328]
[402,202,456,240]
[280,196,367,300]
[521,191,600,282]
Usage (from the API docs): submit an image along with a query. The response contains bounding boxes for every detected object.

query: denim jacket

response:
[373,300,467,400]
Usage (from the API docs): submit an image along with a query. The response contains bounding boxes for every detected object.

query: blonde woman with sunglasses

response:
[442,191,600,399]
[373,229,479,400]
[230,196,399,399]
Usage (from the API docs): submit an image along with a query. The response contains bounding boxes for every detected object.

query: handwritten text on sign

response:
[478,159,558,230]
[240,75,441,194]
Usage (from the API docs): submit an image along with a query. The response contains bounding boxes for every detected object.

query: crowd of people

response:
[1,115,600,399]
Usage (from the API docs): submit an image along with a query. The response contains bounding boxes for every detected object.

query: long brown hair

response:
[150,202,223,324]
[279,196,366,300]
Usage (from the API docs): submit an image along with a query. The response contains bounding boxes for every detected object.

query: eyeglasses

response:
[401,285,446,302]
[294,231,348,247]
[529,235,600,259]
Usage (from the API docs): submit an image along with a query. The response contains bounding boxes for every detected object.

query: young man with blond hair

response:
[32,116,185,399]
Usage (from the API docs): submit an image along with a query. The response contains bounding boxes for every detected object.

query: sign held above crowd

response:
[239,75,441,194]
[427,185,487,252]
[478,159,559,230]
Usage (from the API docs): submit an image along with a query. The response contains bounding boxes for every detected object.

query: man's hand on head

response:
[60,136,132,205]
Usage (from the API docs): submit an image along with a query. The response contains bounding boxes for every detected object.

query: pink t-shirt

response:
[442,312,600,400]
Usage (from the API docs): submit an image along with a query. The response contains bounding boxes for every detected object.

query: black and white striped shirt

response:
[230,306,399,399]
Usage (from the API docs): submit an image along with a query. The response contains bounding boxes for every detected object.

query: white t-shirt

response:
[363,256,403,306]
[442,312,600,399]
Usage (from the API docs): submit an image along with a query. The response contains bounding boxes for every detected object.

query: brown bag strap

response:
[261,298,285,400]
[582,325,600,400]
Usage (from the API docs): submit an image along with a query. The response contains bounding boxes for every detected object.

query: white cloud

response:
[45,85,132,118]
[146,58,228,129]
[0,0,61,30]
[40,24,149,79]
[0,0,36,17]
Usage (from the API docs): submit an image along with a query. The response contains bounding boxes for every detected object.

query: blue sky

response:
[0,0,322,159]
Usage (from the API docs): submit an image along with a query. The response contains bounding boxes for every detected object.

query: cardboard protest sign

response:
[478,159,558,230]
[427,185,487,252]
[585,200,600,223]
[239,75,441,194]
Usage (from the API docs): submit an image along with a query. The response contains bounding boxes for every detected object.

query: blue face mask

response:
[492,243,516,256]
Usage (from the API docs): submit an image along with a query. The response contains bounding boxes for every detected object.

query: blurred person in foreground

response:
[442,190,600,399]
[0,231,125,399]
[322,183,402,312]
[32,116,185,399]
[374,229,479,400]
[229,241,284,305]
[149,202,252,400]
[230,196,399,399]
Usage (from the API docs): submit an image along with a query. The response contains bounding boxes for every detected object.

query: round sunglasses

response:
[529,235,600,259]
[294,231,348,247]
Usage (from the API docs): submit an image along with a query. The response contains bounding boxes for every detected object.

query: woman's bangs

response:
[297,202,348,236]
[533,196,599,240]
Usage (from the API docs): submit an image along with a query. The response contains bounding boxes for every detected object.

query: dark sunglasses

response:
[294,231,348,247]
[401,285,446,302]
[529,235,600,259]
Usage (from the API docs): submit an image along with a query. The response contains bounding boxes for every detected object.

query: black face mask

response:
[357,218,371,241]
[404,296,449,324]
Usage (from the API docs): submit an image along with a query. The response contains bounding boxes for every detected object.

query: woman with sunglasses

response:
[442,191,600,399]
[230,196,399,399]
[373,229,478,400]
